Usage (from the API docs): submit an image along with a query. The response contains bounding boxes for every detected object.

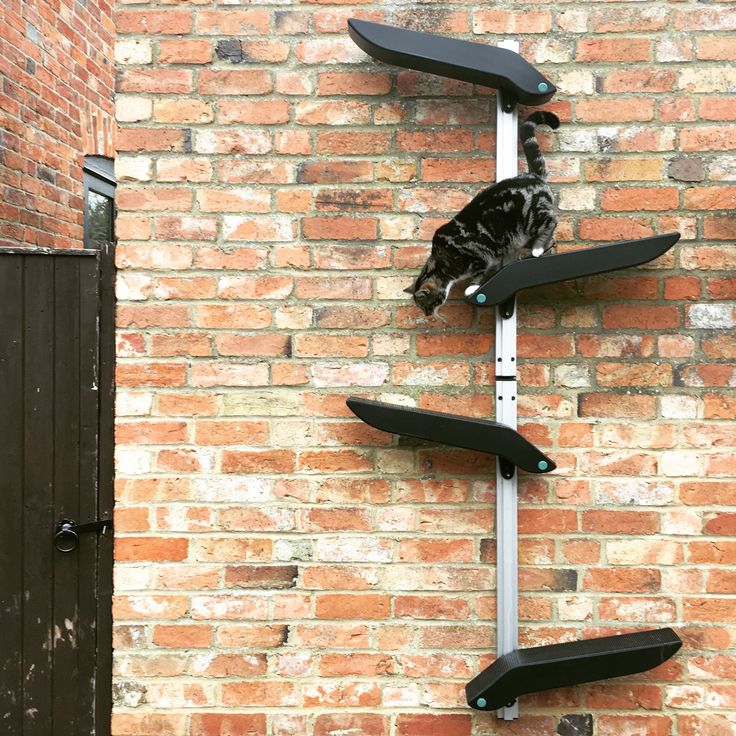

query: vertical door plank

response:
[21,255,55,736]
[0,256,25,736]
[75,254,101,731]
[51,256,82,736]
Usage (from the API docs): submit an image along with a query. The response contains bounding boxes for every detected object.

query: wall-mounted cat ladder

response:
[346,20,682,721]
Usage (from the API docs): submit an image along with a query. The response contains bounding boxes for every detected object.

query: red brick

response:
[302,681,380,707]
[190,714,266,736]
[194,9,269,35]
[601,69,675,94]
[316,131,391,155]
[704,216,736,240]
[217,100,291,126]
[577,98,655,123]
[301,216,378,241]
[397,129,473,152]
[118,69,193,95]
[394,595,470,620]
[221,450,296,474]
[678,715,736,736]
[221,681,296,707]
[603,305,680,329]
[584,158,663,182]
[584,568,661,592]
[665,275,702,300]
[116,363,187,388]
[588,682,664,709]
[684,598,736,622]
[596,362,673,387]
[421,158,493,183]
[580,217,655,241]
[317,71,392,96]
[152,625,213,649]
[116,538,188,562]
[111,715,187,736]
[598,715,672,736]
[577,38,651,62]
[695,31,736,58]
[583,511,659,535]
[396,714,471,736]
[579,393,657,419]
[314,714,387,736]
[701,97,736,122]
[601,187,678,211]
[158,40,212,65]
[681,126,736,151]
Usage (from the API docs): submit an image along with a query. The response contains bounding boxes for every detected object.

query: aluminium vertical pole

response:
[494,39,519,721]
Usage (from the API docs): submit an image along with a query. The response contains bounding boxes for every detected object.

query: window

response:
[83,156,116,249]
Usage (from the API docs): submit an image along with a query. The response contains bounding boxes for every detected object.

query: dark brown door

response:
[0,245,115,735]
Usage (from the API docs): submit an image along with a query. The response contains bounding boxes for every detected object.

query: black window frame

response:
[83,156,116,249]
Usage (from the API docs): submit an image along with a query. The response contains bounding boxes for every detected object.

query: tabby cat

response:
[405,111,560,317]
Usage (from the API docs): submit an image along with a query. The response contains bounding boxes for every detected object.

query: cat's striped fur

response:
[406,111,560,317]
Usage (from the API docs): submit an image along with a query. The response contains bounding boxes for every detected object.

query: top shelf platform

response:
[348,19,556,107]
[466,233,681,310]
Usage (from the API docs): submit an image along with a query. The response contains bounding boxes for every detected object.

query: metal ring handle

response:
[54,521,79,553]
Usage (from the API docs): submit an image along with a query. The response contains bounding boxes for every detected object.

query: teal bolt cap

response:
[477,698,488,708]
[538,460,549,471]
[538,82,549,92]
[476,293,487,304]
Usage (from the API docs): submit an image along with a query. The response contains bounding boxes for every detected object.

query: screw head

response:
[476,698,488,709]
[538,460,549,471]
[538,82,549,93]
[476,293,487,304]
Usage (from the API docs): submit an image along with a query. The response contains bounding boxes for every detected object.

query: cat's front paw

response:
[464,284,480,296]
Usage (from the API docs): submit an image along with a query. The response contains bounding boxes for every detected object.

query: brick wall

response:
[0,0,115,249]
[113,3,736,735]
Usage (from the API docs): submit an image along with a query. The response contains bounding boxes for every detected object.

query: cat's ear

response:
[403,284,417,294]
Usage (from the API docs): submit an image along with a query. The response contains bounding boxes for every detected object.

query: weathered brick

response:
[576,37,651,62]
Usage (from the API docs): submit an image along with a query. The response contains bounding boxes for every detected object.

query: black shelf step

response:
[348,19,556,107]
[347,397,555,475]
[466,233,681,308]
[466,628,682,711]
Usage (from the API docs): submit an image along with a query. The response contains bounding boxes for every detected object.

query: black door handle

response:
[54,518,113,553]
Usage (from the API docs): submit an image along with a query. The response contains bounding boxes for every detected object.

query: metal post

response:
[494,39,519,721]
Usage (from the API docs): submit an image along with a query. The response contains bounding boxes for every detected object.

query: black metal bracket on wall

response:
[346,18,683,720]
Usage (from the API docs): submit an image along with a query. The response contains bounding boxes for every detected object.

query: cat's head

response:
[404,275,447,317]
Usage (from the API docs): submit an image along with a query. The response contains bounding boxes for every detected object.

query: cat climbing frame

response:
[345,20,682,720]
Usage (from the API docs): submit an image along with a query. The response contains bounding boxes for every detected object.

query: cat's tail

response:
[520,111,560,179]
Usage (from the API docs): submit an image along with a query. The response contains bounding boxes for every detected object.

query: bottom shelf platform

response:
[466,628,682,711]
[347,397,555,474]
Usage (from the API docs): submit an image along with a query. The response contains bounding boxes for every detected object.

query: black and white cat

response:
[405,111,560,317]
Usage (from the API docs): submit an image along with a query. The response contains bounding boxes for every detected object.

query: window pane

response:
[87,190,114,245]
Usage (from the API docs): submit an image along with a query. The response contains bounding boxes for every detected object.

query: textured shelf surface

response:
[348,19,556,105]
[466,628,682,711]
[347,397,555,474]
[466,232,681,308]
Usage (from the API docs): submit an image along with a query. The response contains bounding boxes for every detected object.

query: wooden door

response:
[0,245,115,735]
